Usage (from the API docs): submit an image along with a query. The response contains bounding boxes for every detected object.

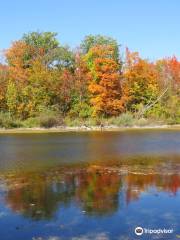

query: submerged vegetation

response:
[0,31,180,128]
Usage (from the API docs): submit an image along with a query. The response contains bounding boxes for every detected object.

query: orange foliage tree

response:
[85,45,124,116]
[156,56,180,94]
[123,49,159,112]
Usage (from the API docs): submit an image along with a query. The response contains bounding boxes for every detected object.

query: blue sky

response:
[0,0,179,60]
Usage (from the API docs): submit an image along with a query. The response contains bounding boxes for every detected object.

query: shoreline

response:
[0,124,180,133]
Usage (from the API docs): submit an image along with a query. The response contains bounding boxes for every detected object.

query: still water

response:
[0,130,179,240]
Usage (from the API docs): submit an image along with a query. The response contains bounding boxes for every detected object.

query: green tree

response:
[23,31,75,70]
[80,35,120,63]
[23,31,59,54]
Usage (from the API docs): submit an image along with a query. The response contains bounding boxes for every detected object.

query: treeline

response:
[0,31,180,128]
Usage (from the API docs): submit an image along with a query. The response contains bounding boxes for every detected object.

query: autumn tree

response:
[5,41,31,117]
[6,81,19,116]
[5,41,31,83]
[156,56,180,94]
[155,57,180,121]
[4,31,76,118]
[85,45,124,117]
[5,39,50,118]
[123,49,159,115]
[67,51,92,119]
[0,64,8,110]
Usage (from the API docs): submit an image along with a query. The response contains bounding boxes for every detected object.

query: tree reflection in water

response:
[2,164,180,221]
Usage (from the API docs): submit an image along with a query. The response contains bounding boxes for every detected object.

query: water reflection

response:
[1,164,179,220]
[0,131,180,239]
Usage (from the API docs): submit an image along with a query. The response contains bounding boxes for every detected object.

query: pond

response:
[0,130,179,240]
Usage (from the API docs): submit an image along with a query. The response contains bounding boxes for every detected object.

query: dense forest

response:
[0,31,180,128]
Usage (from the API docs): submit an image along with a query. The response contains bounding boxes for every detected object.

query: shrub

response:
[135,118,149,126]
[107,113,134,127]
[64,117,83,127]
[37,108,64,128]
[0,112,23,129]
[166,117,180,125]
[22,117,40,128]
[68,102,93,119]
[39,116,62,128]
[84,118,99,127]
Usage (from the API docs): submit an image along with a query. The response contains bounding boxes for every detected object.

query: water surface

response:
[0,130,179,240]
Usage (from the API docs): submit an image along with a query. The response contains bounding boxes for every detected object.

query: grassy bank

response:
[0,112,180,133]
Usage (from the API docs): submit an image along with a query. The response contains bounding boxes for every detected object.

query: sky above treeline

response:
[0,0,180,60]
